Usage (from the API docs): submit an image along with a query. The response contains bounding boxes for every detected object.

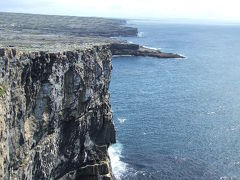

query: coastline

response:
[0,12,183,59]
[0,11,184,180]
[110,42,184,59]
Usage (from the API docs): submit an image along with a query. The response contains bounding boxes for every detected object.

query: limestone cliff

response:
[0,46,116,179]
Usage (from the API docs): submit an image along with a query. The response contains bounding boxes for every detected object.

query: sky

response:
[1,0,240,23]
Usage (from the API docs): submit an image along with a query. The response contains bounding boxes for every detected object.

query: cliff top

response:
[0,12,137,37]
[0,12,134,52]
[0,12,184,58]
[0,33,123,52]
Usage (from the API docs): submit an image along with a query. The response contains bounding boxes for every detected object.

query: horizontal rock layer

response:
[0,46,116,180]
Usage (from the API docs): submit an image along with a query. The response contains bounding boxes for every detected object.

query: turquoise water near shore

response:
[109,21,240,179]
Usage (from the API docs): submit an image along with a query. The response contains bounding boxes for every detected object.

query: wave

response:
[178,53,187,59]
[117,118,127,124]
[207,111,216,115]
[108,143,128,180]
[142,45,161,51]
[112,55,134,57]
[220,176,238,179]
[137,32,144,37]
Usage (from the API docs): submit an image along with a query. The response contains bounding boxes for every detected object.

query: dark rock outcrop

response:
[110,43,184,58]
[0,46,115,179]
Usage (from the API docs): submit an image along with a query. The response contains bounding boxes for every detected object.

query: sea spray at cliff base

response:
[108,143,128,180]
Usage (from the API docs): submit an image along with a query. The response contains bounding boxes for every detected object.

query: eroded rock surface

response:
[0,46,115,180]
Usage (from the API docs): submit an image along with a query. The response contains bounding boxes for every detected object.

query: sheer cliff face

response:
[0,46,116,179]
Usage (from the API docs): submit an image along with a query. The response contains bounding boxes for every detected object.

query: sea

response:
[108,20,240,180]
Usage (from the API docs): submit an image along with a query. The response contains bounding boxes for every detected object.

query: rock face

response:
[0,46,116,179]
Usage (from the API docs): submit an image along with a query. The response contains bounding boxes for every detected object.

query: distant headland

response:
[0,12,183,58]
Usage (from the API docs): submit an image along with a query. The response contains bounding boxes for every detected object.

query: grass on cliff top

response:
[0,84,6,97]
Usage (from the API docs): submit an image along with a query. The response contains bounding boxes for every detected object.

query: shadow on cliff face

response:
[63,67,86,118]
[54,50,115,179]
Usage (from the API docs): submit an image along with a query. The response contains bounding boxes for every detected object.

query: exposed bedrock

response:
[0,46,115,180]
[110,43,184,58]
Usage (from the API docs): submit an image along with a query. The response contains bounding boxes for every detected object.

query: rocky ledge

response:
[110,43,184,58]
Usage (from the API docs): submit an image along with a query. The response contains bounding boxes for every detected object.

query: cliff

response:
[0,47,115,179]
[0,12,184,180]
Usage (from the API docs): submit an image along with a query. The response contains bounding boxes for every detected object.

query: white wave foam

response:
[108,143,128,180]
[117,118,127,124]
[207,111,216,115]
[137,32,144,37]
[178,53,187,59]
[220,176,238,180]
[113,55,134,57]
[142,45,161,51]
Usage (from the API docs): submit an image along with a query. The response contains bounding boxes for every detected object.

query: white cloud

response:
[1,0,240,22]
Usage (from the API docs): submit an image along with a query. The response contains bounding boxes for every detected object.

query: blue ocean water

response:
[109,21,240,180]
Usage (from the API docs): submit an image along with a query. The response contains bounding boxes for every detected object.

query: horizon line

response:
[1,10,240,26]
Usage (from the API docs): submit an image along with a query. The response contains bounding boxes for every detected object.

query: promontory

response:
[0,12,183,180]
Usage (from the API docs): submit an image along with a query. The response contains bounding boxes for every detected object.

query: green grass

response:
[0,84,6,97]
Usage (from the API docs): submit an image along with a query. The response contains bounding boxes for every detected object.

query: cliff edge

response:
[0,12,184,180]
[0,12,183,59]
[0,47,115,179]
